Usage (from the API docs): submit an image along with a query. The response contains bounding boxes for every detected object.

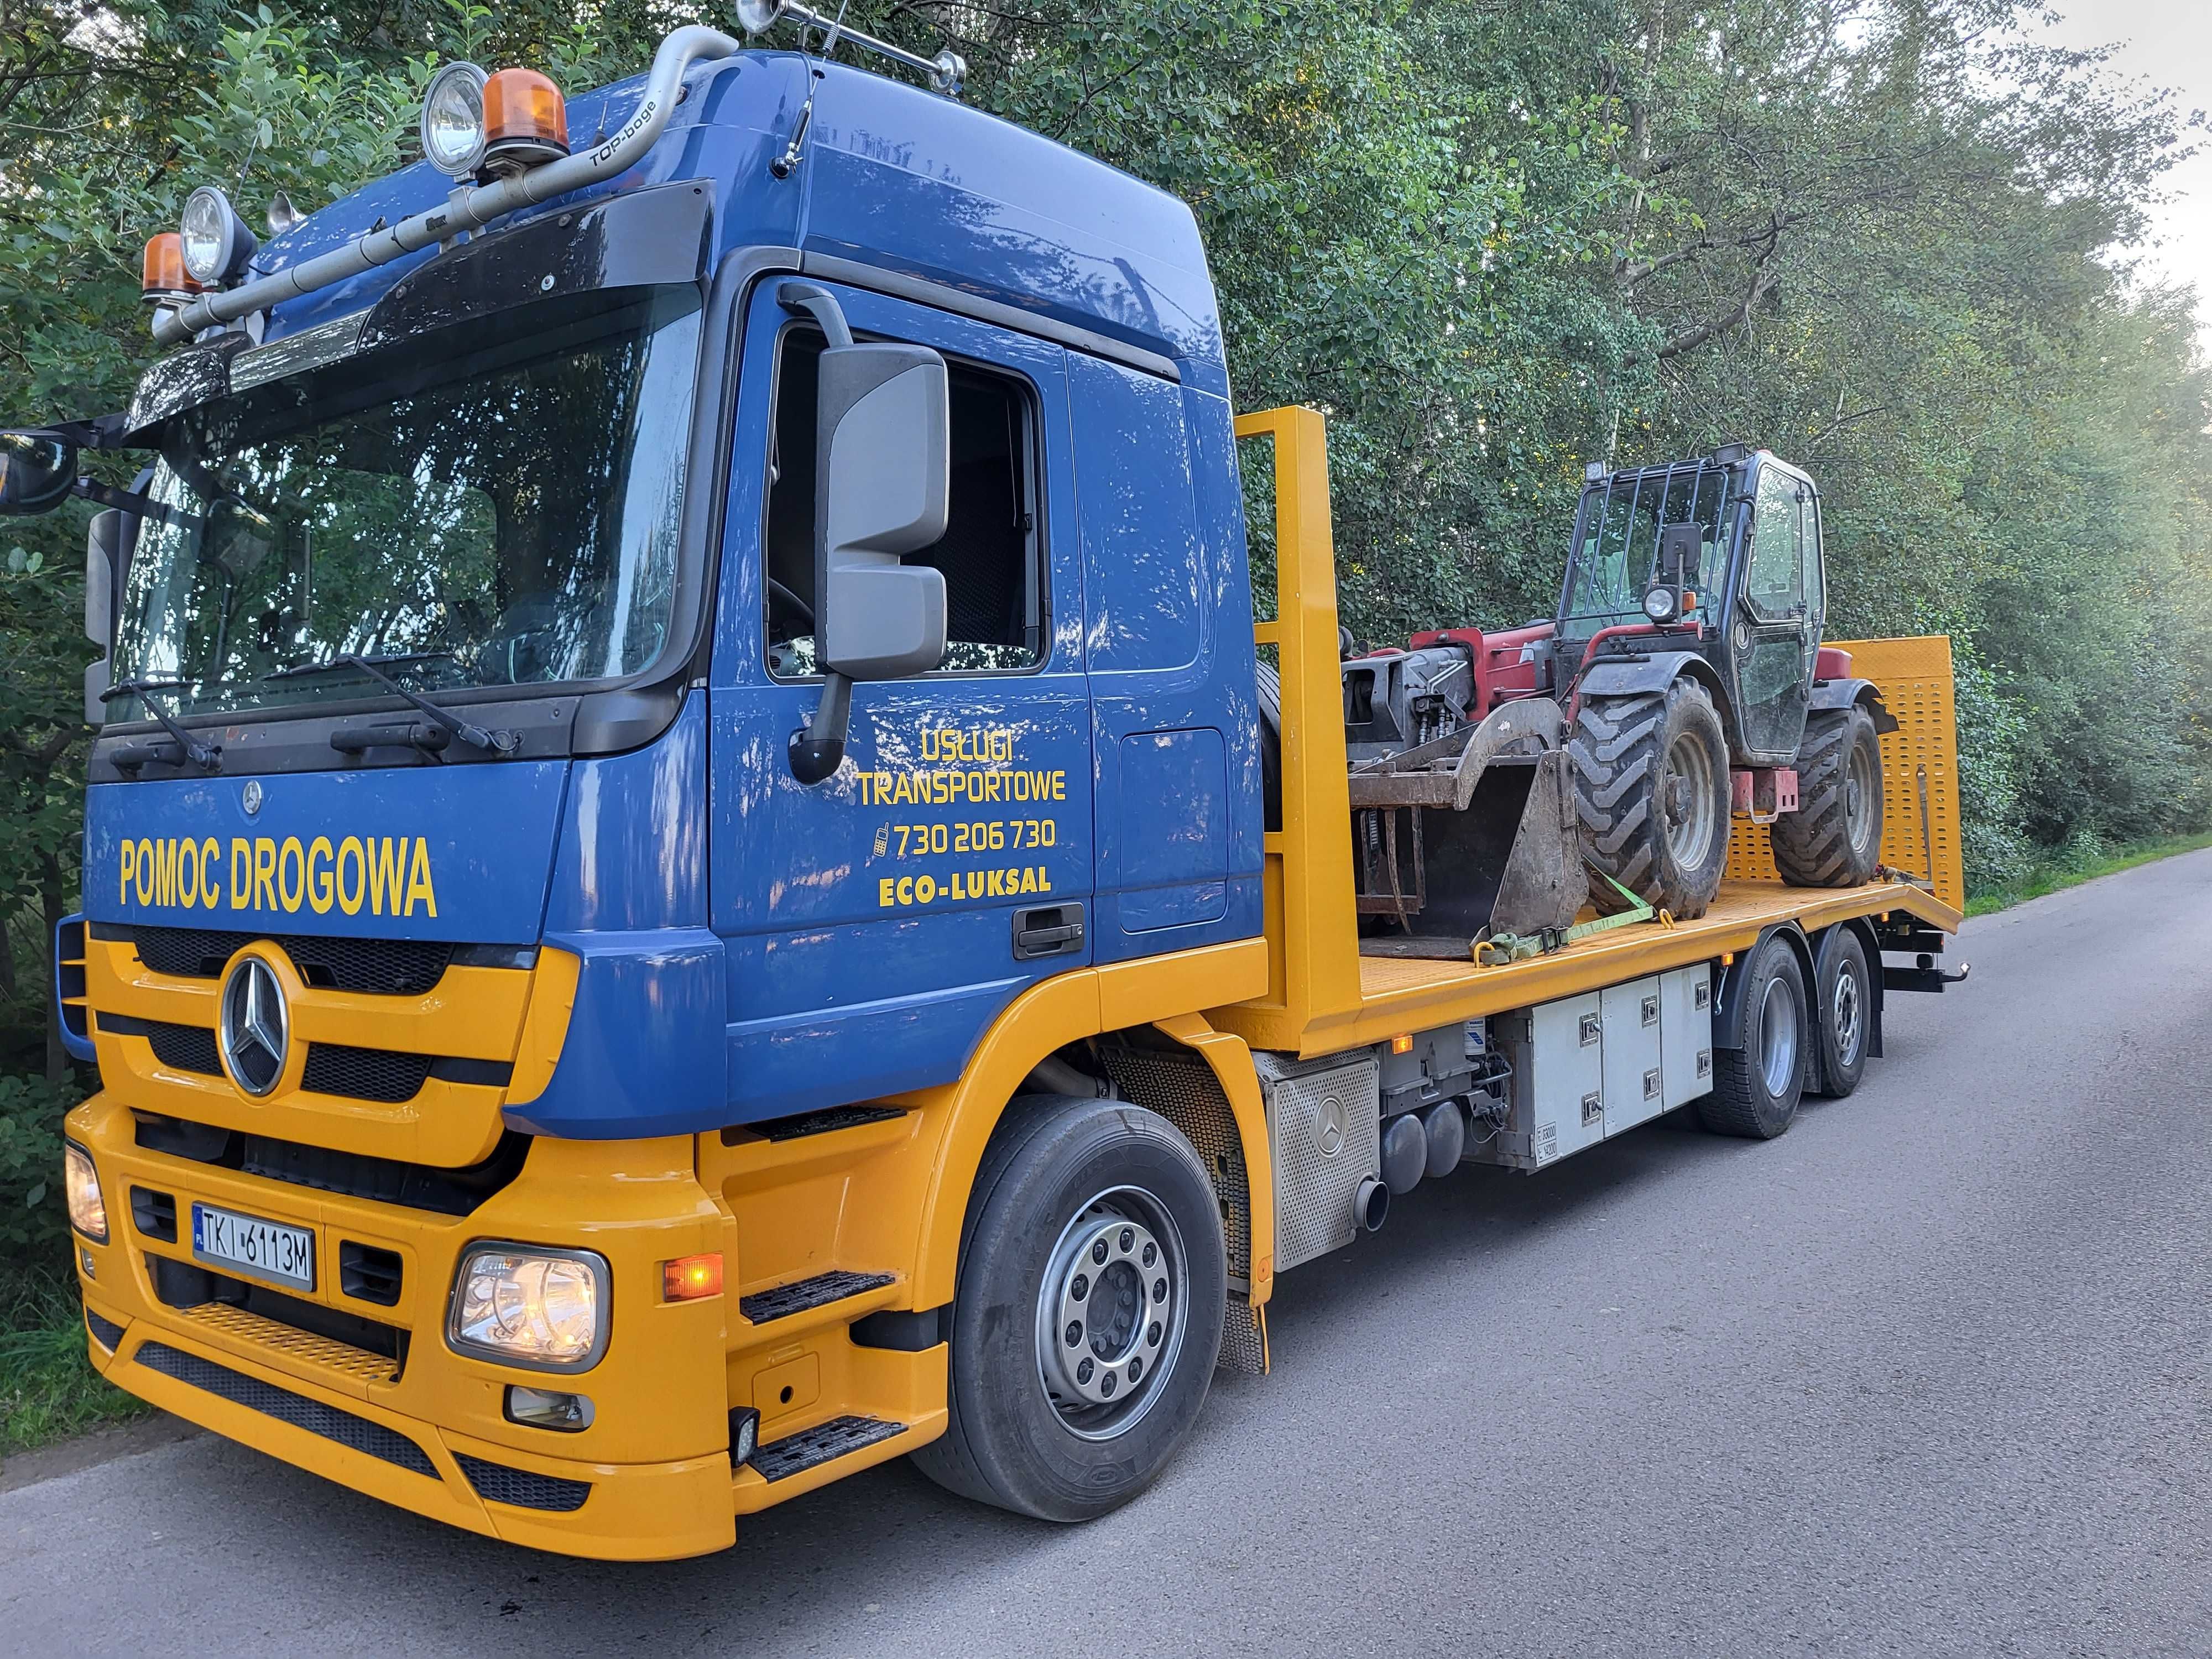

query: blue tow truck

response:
[0,9,1964,1557]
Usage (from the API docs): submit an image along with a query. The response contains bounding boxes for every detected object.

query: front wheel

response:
[1571,679,1732,919]
[911,1094,1226,1521]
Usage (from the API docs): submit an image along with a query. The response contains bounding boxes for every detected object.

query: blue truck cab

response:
[80,44,1263,1130]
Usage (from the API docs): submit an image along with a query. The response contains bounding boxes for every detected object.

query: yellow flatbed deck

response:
[1345,879,1959,1044]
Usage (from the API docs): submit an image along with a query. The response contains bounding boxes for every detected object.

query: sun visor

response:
[123,181,713,440]
[358,179,713,353]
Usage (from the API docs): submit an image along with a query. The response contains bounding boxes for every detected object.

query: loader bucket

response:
[1408,751,1586,942]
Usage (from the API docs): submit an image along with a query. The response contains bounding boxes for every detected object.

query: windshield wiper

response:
[263,651,519,756]
[100,677,222,771]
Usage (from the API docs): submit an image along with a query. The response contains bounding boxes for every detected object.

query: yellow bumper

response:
[68,1092,739,1561]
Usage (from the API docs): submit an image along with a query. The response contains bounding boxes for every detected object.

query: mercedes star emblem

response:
[242,779,263,816]
[219,955,289,1096]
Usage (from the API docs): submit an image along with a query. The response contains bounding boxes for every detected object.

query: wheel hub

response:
[1042,1207,1175,1418]
[1832,967,1862,1065]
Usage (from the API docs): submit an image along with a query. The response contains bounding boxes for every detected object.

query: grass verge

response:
[0,1268,150,1457]
[1965,830,2212,917]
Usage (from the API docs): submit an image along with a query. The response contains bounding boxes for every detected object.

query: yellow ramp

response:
[1725,635,1965,912]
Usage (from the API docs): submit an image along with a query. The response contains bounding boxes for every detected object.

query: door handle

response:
[1013,903,1085,962]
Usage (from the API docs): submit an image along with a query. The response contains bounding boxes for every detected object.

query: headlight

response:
[448,1244,608,1371]
[179,186,258,285]
[1642,585,1679,623]
[64,1141,107,1244]
[420,61,489,178]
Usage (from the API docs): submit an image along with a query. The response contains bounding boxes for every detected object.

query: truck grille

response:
[100,1016,508,1105]
[93,923,531,996]
[118,924,457,994]
[301,1043,434,1103]
[143,1019,221,1076]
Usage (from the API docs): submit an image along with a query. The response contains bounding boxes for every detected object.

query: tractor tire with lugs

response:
[1569,678,1731,920]
[1771,705,1884,887]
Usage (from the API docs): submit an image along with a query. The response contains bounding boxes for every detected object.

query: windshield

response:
[115,288,702,717]
[1561,462,1735,637]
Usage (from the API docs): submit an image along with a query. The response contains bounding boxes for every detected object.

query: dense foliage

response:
[1,1,2207,1257]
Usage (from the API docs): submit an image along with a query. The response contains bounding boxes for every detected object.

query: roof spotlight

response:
[420,61,490,178]
[179,186,259,286]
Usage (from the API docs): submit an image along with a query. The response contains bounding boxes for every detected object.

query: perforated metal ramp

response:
[749,1415,907,1482]
[739,1270,895,1324]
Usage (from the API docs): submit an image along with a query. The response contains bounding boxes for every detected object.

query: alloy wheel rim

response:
[1759,973,1801,1098]
[1847,742,1879,855]
[1661,728,1719,871]
[1034,1184,1190,1442]
[1832,964,1863,1066]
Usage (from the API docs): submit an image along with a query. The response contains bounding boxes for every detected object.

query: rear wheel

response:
[1571,678,1731,919]
[1697,934,1809,1139]
[1811,926,1872,1098]
[911,1094,1225,1521]
[1772,705,1884,886]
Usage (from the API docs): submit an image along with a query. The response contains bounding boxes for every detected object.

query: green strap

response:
[1477,872,1656,965]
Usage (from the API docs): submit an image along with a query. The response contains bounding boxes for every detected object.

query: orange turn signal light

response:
[1390,1032,1415,1055]
[483,67,569,170]
[141,232,202,303]
[662,1253,723,1302]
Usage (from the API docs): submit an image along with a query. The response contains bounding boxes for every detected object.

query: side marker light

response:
[662,1253,724,1302]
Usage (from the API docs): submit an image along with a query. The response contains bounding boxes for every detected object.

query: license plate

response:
[192,1203,315,1292]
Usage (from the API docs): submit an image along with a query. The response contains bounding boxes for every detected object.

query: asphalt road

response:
[6,853,2210,1657]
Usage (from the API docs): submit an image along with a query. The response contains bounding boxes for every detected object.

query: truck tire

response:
[911,1093,1226,1522]
[1571,679,1730,919]
[1697,934,1809,1138]
[1772,705,1884,886]
[1811,925,1872,1098]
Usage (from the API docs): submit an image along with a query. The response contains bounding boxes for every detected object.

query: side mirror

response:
[1657,521,1702,587]
[0,431,78,517]
[86,508,123,646]
[778,281,951,784]
[815,342,950,680]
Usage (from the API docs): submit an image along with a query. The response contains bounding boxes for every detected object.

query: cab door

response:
[1729,462,1814,765]
[708,280,1091,1121]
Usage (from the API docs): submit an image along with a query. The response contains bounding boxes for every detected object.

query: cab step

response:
[739,1269,896,1324]
[749,1414,907,1482]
